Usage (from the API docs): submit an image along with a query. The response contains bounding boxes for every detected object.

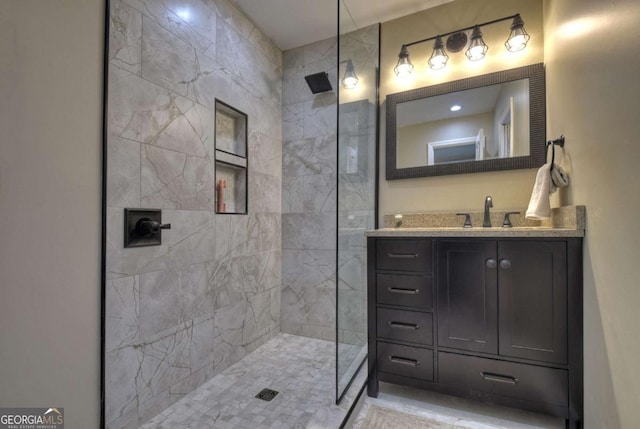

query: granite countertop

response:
[366,205,585,238]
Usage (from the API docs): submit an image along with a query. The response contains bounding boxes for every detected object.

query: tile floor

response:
[349,382,566,429]
[140,333,366,429]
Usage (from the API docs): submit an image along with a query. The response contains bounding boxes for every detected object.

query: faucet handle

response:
[502,211,521,228]
[456,213,472,228]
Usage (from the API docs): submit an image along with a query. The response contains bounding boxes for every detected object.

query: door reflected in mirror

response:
[396,79,530,168]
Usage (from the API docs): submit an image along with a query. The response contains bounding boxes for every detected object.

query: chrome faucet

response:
[483,196,493,227]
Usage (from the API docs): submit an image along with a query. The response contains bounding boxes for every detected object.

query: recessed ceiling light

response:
[450,105,462,112]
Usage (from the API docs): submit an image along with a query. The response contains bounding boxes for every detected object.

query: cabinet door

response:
[498,241,567,364]
[437,241,498,353]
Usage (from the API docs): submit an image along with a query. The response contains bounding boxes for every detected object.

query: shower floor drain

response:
[255,388,279,402]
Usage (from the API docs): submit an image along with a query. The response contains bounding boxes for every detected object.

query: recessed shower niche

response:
[214,99,248,214]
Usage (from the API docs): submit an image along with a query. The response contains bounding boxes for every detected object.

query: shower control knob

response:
[135,218,172,237]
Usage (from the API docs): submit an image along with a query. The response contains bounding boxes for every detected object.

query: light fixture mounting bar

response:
[403,14,520,48]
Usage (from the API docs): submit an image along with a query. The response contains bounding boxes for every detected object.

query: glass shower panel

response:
[336,15,379,401]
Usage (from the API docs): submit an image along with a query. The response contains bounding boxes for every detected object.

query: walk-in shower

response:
[102,0,378,427]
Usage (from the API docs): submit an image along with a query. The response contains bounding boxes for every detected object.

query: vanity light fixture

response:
[505,14,531,52]
[394,13,530,77]
[394,45,414,77]
[342,60,359,89]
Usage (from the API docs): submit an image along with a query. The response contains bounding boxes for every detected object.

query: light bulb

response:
[506,35,527,51]
[342,76,358,89]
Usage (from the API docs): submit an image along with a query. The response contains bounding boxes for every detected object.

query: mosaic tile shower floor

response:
[140,333,365,429]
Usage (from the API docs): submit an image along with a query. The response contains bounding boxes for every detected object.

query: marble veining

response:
[140,144,216,210]
[280,26,377,353]
[106,0,282,426]
[107,135,141,208]
[110,0,143,74]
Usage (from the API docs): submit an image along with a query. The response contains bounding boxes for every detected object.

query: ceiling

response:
[397,85,503,127]
[228,0,455,51]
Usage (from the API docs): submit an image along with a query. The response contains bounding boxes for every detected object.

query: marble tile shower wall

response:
[105,0,282,427]
[281,25,378,344]
[281,37,339,341]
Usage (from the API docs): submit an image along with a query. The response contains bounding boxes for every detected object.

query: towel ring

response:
[546,135,565,174]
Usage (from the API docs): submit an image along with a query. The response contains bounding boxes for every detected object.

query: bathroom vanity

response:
[366,207,585,429]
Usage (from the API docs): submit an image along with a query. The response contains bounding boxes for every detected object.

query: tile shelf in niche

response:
[215,150,247,168]
[215,99,247,214]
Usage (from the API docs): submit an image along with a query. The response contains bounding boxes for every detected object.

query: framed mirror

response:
[386,63,545,179]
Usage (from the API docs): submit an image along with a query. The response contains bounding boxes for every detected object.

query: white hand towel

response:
[526,163,552,220]
[551,164,569,189]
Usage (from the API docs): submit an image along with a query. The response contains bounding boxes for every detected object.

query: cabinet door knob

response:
[499,259,512,269]
[486,258,497,269]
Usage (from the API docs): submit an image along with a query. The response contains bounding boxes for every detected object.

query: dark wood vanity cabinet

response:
[368,239,435,384]
[368,237,583,428]
[436,240,498,354]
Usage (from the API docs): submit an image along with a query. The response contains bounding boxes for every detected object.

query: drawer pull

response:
[387,252,419,259]
[388,321,420,330]
[387,287,420,295]
[480,372,519,384]
[389,356,420,367]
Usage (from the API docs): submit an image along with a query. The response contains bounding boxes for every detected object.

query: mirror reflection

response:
[396,79,530,168]
[385,63,546,180]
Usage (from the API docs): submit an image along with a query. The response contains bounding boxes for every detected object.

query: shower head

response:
[304,72,332,94]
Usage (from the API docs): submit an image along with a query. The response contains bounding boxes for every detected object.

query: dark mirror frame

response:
[385,63,546,180]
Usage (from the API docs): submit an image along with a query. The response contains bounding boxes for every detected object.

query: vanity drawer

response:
[376,239,432,272]
[377,274,433,309]
[438,352,568,407]
[377,308,433,345]
[378,342,433,381]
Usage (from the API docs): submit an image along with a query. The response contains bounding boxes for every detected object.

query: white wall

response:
[544,0,640,427]
[397,113,493,167]
[0,1,103,427]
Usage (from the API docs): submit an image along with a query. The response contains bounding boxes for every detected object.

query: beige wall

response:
[379,0,544,220]
[545,0,640,427]
[380,0,640,426]
[0,1,103,427]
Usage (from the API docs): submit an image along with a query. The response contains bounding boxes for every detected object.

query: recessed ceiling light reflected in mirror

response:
[450,105,462,111]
